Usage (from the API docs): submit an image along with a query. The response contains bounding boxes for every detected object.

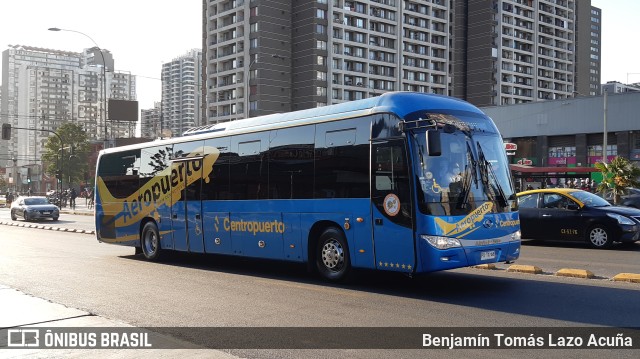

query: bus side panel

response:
[282,213,303,262]
[202,210,232,255]
[371,206,416,273]
[229,212,284,259]
[299,209,375,270]
[157,203,174,251]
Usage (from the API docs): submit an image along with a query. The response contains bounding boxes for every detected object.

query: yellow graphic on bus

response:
[434,202,493,237]
[97,146,220,227]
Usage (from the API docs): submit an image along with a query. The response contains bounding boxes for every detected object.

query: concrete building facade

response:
[575,3,601,96]
[601,81,640,95]
[1,45,136,190]
[203,0,600,123]
[482,91,640,168]
[140,102,162,139]
[203,0,451,124]
[161,49,203,137]
[454,0,579,107]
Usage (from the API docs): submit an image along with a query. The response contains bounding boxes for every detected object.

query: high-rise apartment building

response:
[202,0,600,121]
[454,0,580,107]
[1,45,136,186]
[141,102,162,139]
[161,49,203,137]
[575,3,601,96]
[203,0,451,124]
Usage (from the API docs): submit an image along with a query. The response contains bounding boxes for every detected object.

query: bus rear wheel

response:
[141,222,163,261]
[315,227,351,281]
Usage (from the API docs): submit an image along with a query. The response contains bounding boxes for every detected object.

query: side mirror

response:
[567,203,579,211]
[426,130,441,157]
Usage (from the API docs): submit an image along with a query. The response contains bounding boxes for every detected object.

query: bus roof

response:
[101,92,483,155]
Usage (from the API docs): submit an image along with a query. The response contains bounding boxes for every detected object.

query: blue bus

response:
[95,92,520,281]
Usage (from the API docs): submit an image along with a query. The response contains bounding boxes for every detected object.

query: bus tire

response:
[315,227,351,281]
[141,222,163,261]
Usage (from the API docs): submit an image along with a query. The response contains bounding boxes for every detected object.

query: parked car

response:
[599,188,640,208]
[0,194,6,208]
[10,196,60,221]
[517,188,640,248]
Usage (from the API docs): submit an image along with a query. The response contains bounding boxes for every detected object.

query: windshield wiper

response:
[476,142,508,208]
[456,143,478,210]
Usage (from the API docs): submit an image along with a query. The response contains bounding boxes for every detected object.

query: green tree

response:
[0,176,7,192]
[41,123,90,187]
[595,156,640,205]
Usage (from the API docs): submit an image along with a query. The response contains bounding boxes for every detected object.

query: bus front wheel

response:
[315,227,351,281]
[141,222,163,261]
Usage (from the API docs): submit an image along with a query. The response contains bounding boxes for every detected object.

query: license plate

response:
[42,211,51,215]
[480,250,496,261]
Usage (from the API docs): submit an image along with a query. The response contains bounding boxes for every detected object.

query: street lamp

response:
[48,27,108,142]
[602,89,608,164]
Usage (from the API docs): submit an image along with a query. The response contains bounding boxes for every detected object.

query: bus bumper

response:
[417,239,520,273]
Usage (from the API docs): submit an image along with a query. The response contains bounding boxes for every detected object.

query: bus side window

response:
[229,133,269,200]
[315,120,369,199]
[202,138,231,200]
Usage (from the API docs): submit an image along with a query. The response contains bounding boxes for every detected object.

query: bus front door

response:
[170,158,205,253]
[371,140,415,273]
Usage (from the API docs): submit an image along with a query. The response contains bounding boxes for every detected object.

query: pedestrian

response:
[6,191,13,207]
[70,187,77,210]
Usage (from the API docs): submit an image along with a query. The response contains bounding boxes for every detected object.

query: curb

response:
[0,220,95,235]
[555,268,595,279]
[473,263,640,284]
[507,264,542,274]
[612,273,640,283]
[60,210,94,216]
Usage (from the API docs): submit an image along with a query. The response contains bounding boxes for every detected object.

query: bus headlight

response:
[421,235,461,250]
[511,230,521,241]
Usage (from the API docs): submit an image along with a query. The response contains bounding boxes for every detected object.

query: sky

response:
[0,0,202,112]
[590,0,640,84]
[0,1,637,113]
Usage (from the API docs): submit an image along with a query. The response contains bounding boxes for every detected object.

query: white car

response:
[10,196,60,221]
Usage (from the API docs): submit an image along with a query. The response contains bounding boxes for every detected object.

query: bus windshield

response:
[413,113,516,216]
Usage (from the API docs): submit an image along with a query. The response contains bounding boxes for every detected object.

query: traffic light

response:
[1,123,10,140]
[27,168,31,183]
[56,170,62,180]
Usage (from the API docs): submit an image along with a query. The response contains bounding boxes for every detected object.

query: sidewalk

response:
[0,285,240,358]
[59,199,94,216]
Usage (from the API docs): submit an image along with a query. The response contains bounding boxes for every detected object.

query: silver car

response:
[10,196,60,221]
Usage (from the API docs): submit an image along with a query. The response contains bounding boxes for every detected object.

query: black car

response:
[600,188,640,209]
[10,196,60,221]
[517,188,640,248]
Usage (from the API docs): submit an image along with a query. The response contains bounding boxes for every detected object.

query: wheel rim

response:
[321,239,344,272]
[590,227,608,247]
[143,229,158,256]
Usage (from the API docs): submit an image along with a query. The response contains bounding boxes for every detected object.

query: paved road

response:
[1,206,639,279]
[1,227,639,358]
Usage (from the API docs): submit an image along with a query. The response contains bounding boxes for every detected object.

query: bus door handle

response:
[195,214,201,220]
[172,214,178,219]
[375,218,383,225]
